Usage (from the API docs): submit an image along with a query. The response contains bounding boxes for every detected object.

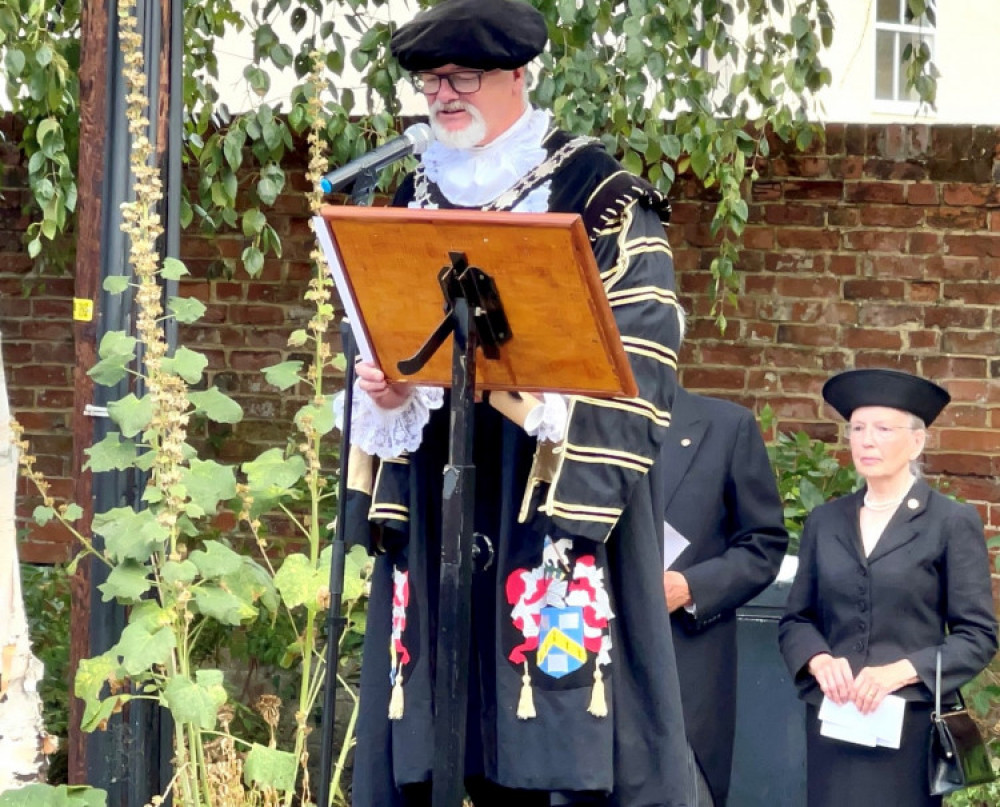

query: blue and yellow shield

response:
[537,605,587,678]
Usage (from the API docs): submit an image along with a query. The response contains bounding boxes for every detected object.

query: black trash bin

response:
[729,568,807,807]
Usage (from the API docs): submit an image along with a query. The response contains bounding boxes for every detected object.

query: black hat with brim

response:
[390,0,548,72]
[822,368,950,426]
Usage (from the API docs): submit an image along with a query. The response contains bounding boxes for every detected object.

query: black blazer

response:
[778,479,998,706]
[663,389,789,805]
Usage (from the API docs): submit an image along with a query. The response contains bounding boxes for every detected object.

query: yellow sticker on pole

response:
[73,298,94,321]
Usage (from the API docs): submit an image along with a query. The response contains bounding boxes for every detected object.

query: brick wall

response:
[2,116,999,561]
[668,123,1000,535]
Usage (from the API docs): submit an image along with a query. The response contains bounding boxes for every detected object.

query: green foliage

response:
[18,563,72,751]
[760,404,860,553]
[0,0,932,303]
[0,784,106,807]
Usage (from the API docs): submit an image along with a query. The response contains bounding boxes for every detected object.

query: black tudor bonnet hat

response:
[822,368,951,426]
[390,0,548,72]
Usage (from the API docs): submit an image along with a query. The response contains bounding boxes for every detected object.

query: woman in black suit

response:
[778,368,997,807]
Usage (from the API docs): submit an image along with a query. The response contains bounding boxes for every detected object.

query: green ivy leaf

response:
[163,669,228,729]
[193,585,258,625]
[167,295,207,324]
[160,256,190,280]
[92,507,168,563]
[274,552,326,611]
[189,540,244,579]
[33,505,54,526]
[242,448,306,498]
[106,393,153,437]
[88,331,137,385]
[294,400,334,436]
[98,560,152,603]
[0,784,108,807]
[244,743,297,792]
[263,360,303,390]
[178,459,237,514]
[161,346,208,384]
[161,559,198,585]
[84,432,137,472]
[189,387,243,424]
[102,275,130,294]
[113,620,177,676]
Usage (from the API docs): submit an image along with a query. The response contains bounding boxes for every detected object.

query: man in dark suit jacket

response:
[661,387,789,806]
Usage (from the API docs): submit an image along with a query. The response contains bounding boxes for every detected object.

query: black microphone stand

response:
[315,171,372,807]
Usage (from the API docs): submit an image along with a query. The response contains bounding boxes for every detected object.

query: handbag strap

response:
[935,648,942,716]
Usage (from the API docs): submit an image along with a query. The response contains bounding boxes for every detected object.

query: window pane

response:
[875,30,896,99]
[876,0,901,23]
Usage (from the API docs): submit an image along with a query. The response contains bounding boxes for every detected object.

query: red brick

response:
[857,304,922,328]
[944,234,1000,258]
[938,429,1000,453]
[922,356,988,379]
[907,232,941,254]
[775,228,841,251]
[908,282,940,302]
[775,324,839,347]
[859,206,925,228]
[845,181,906,204]
[941,331,1000,355]
[942,183,1000,207]
[908,330,939,350]
[906,183,940,206]
[828,255,859,276]
[925,208,987,230]
[934,404,988,429]
[942,282,1000,305]
[827,207,861,227]
[843,328,903,350]
[681,367,747,391]
[842,230,908,253]
[763,205,825,226]
[924,306,988,329]
[843,279,904,300]
[925,453,994,477]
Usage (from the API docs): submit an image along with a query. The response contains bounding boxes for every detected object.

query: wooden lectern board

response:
[315,205,637,398]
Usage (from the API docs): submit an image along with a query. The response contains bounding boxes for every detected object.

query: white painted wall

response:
[816,0,1000,123]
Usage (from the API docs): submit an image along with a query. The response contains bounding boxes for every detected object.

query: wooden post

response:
[69,0,111,784]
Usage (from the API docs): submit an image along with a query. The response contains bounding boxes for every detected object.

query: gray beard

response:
[430,103,488,150]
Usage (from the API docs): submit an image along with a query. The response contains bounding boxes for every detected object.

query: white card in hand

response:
[818,694,906,750]
[663,520,690,570]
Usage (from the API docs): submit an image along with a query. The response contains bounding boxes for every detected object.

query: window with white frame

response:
[874,0,936,104]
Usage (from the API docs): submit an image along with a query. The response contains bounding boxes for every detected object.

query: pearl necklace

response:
[863,483,912,512]
[863,492,905,512]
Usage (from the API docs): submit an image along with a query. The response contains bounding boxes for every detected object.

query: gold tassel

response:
[516,663,536,720]
[388,668,405,720]
[587,666,608,717]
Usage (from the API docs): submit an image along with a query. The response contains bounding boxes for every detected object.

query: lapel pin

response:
[680,438,692,447]
[907,498,919,510]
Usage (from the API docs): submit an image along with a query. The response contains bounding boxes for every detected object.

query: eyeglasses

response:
[846,423,917,442]
[411,70,487,95]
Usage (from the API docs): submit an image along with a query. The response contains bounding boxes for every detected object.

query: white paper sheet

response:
[818,694,906,750]
[312,214,375,364]
[663,520,690,570]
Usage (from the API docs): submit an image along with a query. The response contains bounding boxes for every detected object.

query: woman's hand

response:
[356,361,410,410]
[852,660,919,715]
[807,653,855,705]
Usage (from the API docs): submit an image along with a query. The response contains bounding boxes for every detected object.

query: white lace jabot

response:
[420,107,551,209]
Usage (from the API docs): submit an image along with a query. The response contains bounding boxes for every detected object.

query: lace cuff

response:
[344,382,445,459]
[523,393,569,443]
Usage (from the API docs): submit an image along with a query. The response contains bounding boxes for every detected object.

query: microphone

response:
[319,123,434,194]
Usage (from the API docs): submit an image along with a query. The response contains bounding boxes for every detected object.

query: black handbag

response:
[928,650,996,796]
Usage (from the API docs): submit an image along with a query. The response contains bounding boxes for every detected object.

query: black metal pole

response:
[316,321,357,807]
[432,297,477,807]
